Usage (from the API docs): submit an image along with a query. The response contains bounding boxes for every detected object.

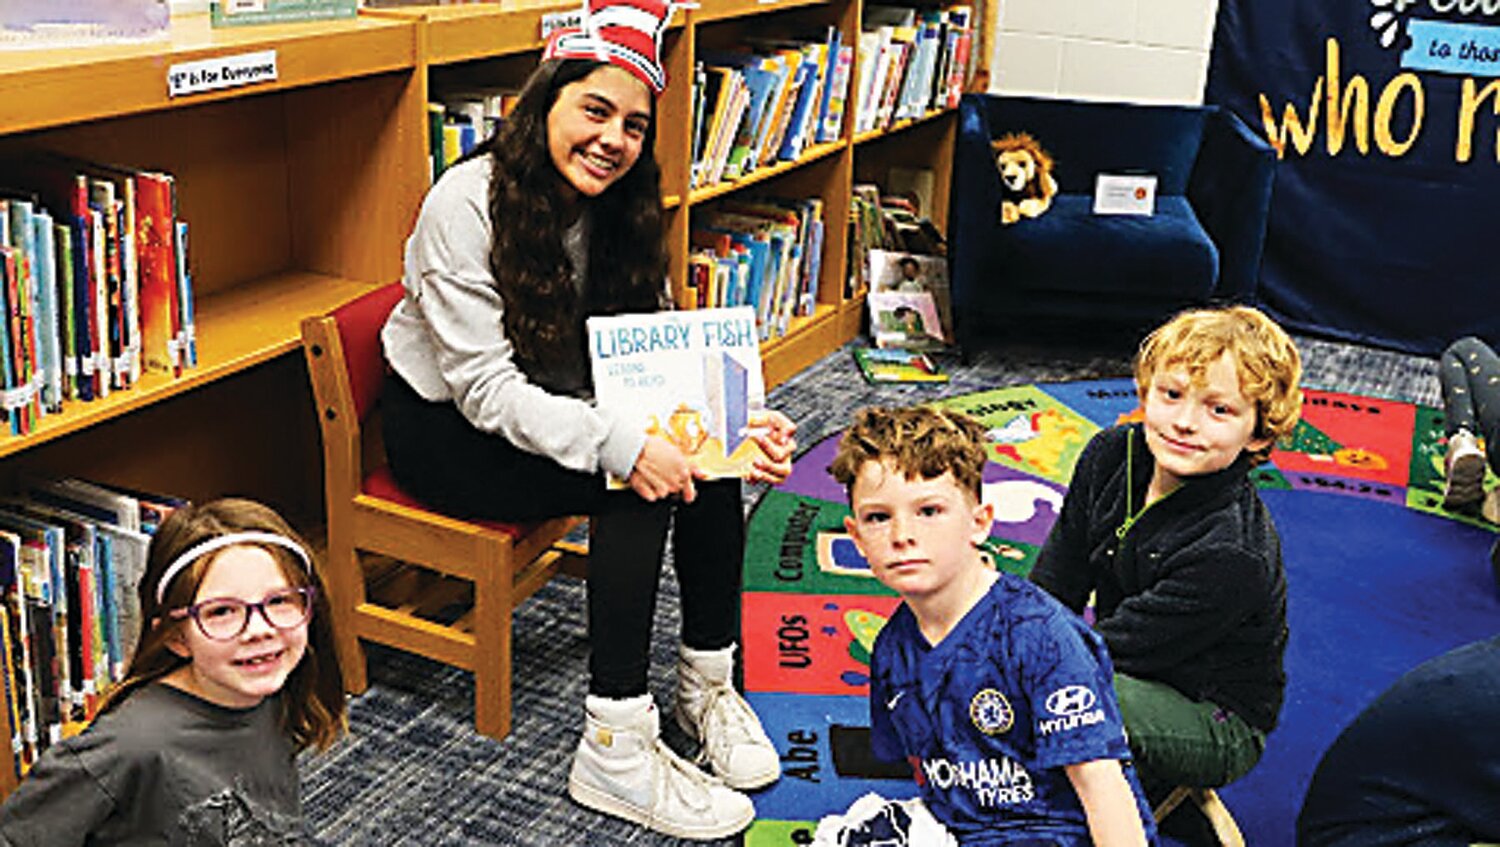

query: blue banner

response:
[1206,1,1500,354]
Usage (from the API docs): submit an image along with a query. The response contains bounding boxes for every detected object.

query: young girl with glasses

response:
[0,498,345,844]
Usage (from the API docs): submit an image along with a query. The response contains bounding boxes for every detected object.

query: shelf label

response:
[539,9,582,40]
[167,49,278,98]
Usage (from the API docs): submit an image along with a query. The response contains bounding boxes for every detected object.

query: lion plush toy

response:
[991,132,1057,225]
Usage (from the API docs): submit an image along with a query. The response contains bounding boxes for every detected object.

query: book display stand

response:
[0,0,989,797]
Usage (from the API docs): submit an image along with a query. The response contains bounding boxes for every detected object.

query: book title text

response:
[590,314,756,360]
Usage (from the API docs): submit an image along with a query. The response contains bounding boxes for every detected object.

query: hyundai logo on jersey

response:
[1039,685,1105,736]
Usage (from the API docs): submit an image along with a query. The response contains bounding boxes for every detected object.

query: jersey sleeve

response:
[0,744,117,845]
[1019,609,1133,772]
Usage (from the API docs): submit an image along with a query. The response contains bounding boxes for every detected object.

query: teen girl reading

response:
[378,0,796,839]
[0,498,346,845]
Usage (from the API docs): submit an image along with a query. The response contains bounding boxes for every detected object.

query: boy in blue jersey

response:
[829,406,1154,847]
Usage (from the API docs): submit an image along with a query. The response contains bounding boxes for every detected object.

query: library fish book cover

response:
[588,306,769,485]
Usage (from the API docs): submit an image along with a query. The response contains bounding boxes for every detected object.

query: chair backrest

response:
[330,283,406,422]
[301,282,405,496]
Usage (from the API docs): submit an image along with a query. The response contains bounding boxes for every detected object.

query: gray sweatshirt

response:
[380,156,646,480]
[0,683,301,846]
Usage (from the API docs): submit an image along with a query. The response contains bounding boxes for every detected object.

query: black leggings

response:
[1439,336,1500,470]
[381,371,744,698]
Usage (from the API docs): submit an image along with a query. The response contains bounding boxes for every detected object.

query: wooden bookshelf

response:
[0,12,427,521]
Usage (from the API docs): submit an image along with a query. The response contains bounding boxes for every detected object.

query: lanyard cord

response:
[1116,430,1154,541]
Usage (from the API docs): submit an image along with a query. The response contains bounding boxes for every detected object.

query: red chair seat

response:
[362,465,530,540]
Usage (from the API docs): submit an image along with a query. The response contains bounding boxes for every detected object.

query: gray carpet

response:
[299,332,1439,845]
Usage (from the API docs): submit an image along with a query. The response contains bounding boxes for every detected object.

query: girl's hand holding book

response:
[747,410,797,485]
[629,434,698,503]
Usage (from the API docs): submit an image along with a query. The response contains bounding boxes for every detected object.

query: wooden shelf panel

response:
[0,271,382,459]
[688,139,845,204]
[0,14,417,135]
[370,0,565,63]
[366,1,686,65]
[852,107,952,146]
[761,303,840,388]
[691,0,832,24]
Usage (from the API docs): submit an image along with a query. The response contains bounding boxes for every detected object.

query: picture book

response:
[134,171,179,376]
[867,248,953,342]
[0,0,169,50]
[210,0,357,27]
[852,346,948,383]
[867,289,946,351]
[587,307,769,486]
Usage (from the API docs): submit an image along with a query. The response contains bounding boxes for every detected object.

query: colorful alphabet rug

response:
[741,379,1500,846]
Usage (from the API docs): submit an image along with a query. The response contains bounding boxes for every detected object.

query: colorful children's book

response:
[852,346,948,383]
[867,289,946,351]
[0,1,169,50]
[210,0,356,27]
[867,248,953,342]
[587,306,769,486]
[134,171,179,376]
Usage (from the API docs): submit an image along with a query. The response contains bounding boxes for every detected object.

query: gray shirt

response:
[380,156,646,480]
[0,683,301,846]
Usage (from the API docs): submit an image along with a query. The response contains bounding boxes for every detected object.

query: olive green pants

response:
[1114,673,1266,802]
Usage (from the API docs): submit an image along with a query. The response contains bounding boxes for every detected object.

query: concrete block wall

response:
[991,0,1220,104]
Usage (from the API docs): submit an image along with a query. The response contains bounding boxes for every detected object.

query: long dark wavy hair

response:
[475,58,667,373]
[103,498,347,753]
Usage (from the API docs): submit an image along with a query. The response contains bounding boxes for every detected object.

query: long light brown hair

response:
[476,58,667,378]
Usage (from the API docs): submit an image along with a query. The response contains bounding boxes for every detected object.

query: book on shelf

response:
[867,289,947,352]
[174,222,196,370]
[854,3,975,133]
[132,170,182,378]
[696,195,825,339]
[688,29,858,190]
[0,1,169,50]
[867,248,953,343]
[210,0,357,28]
[0,476,176,779]
[852,346,948,383]
[818,44,855,143]
[811,26,843,146]
[0,154,198,434]
[586,307,769,487]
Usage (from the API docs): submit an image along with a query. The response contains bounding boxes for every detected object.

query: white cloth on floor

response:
[811,792,958,847]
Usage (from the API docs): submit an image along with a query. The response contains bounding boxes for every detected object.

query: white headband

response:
[155,531,312,605]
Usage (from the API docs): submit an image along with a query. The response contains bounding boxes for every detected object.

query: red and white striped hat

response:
[543,0,678,95]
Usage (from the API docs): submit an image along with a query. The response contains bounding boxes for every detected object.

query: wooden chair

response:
[300,283,586,740]
[1153,786,1246,847]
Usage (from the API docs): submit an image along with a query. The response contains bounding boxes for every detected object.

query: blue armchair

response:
[947,94,1275,347]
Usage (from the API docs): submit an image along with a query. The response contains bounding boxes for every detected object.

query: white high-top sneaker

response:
[675,645,781,790]
[568,694,754,840]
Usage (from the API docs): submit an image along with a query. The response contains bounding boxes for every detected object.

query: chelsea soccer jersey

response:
[869,575,1155,845]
